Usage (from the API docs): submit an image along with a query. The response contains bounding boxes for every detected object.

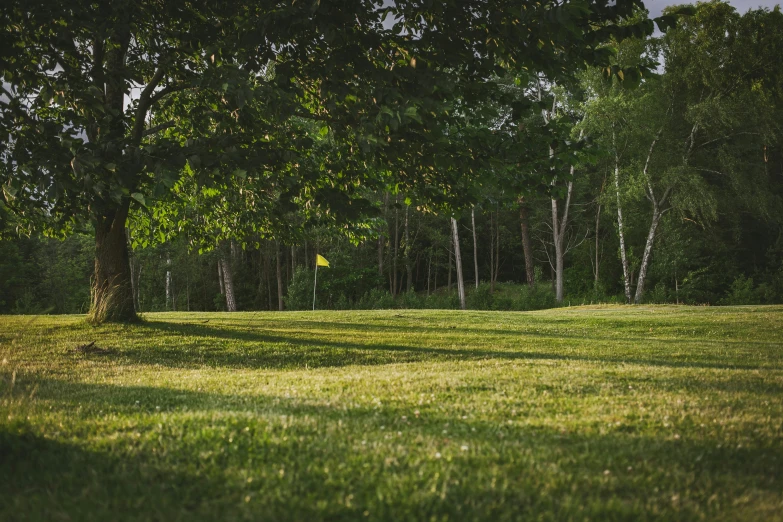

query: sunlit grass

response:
[1,306,782,521]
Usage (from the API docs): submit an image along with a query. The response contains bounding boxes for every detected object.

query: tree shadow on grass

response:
[110,320,783,372]
[2,377,781,521]
[164,317,783,349]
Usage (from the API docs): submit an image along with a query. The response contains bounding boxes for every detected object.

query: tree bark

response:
[291,245,296,275]
[377,234,384,277]
[634,208,662,304]
[613,133,632,304]
[90,200,137,322]
[471,207,479,288]
[489,210,496,292]
[633,127,668,304]
[518,197,535,287]
[276,241,284,311]
[594,201,602,284]
[165,254,172,310]
[218,259,225,297]
[404,203,412,292]
[551,174,573,303]
[392,197,399,296]
[433,250,438,292]
[378,192,388,277]
[265,243,273,310]
[494,206,500,290]
[221,252,237,312]
[447,247,452,290]
[427,251,432,296]
[451,217,466,310]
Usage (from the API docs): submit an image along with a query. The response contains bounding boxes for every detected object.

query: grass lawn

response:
[1,306,782,521]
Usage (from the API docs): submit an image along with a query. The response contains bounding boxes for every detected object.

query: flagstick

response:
[312,263,318,311]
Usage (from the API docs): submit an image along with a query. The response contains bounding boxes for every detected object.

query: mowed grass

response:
[1,306,782,522]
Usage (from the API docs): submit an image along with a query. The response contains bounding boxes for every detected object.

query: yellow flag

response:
[316,254,330,267]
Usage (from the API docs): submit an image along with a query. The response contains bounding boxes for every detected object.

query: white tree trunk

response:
[451,217,466,310]
[634,208,662,304]
[633,126,667,304]
[613,147,632,303]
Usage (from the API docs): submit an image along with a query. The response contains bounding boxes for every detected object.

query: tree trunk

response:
[492,205,500,286]
[518,197,535,287]
[377,234,384,277]
[378,192,388,277]
[634,208,662,304]
[218,259,225,297]
[90,201,137,322]
[276,241,284,311]
[447,247,452,290]
[221,253,237,312]
[291,245,296,275]
[633,127,667,305]
[592,174,606,285]
[427,251,432,296]
[552,197,565,303]
[594,201,602,284]
[451,217,466,310]
[165,254,172,310]
[393,198,399,296]
[265,243,273,310]
[494,206,500,290]
[405,204,412,293]
[551,176,573,303]
[134,262,142,312]
[433,250,438,292]
[489,210,495,291]
[471,207,479,288]
[614,152,632,303]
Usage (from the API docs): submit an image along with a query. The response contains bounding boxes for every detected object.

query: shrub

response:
[286,267,315,310]
[719,275,762,305]
[423,290,459,309]
[645,283,671,304]
[355,288,396,310]
[398,289,424,309]
[515,283,558,311]
[467,283,494,310]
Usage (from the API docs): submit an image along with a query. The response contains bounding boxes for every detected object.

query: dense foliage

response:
[1,1,781,314]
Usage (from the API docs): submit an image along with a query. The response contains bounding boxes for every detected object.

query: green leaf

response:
[130,192,146,207]
[403,106,422,123]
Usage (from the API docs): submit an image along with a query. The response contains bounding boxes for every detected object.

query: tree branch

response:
[149,82,195,106]
[131,63,169,145]
[142,120,176,137]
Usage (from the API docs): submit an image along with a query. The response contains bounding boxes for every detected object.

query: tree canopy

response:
[1,1,706,320]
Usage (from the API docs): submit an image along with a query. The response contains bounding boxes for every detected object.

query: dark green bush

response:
[719,275,763,305]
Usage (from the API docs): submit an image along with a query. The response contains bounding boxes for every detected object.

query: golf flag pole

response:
[313,254,329,310]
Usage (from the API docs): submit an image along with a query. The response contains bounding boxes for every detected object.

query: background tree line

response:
[2,1,782,315]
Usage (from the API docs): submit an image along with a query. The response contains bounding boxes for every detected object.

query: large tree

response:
[1,0,680,321]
